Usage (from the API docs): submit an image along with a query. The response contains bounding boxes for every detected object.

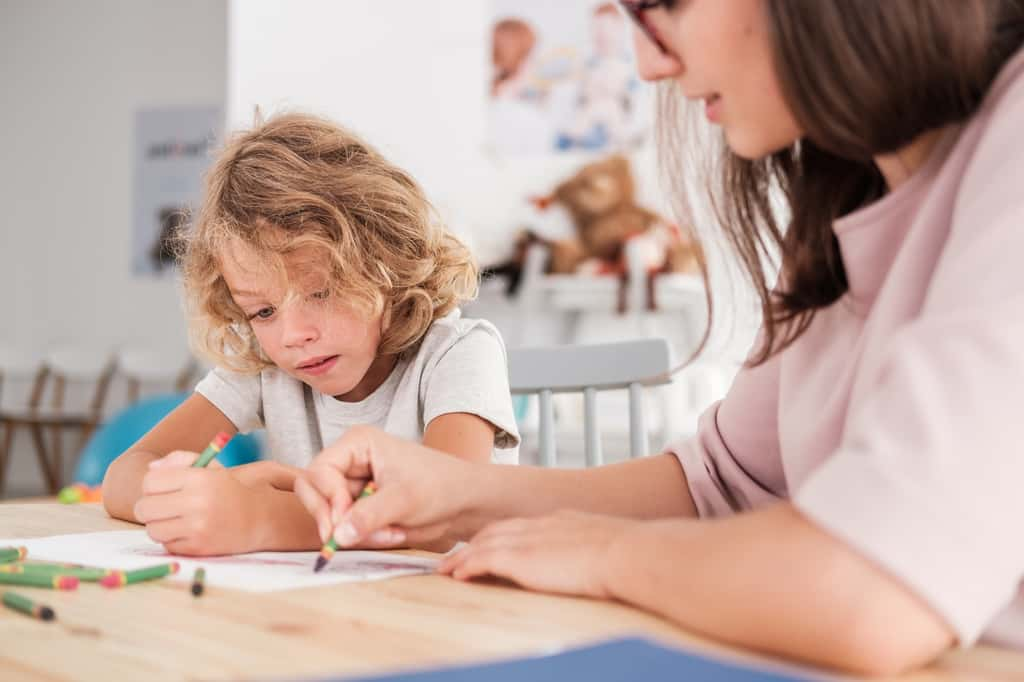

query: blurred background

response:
[0,0,760,500]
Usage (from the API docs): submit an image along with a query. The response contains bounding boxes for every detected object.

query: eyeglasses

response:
[619,0,670,54]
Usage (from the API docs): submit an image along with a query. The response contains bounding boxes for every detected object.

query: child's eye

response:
[248,306,275,321]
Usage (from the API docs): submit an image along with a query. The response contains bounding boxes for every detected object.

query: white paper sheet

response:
[0,530,437,592]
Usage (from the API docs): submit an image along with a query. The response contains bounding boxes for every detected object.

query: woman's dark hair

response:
[663,0,1024,365]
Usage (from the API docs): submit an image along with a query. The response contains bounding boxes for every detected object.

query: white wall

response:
[0,0,227,495]
[0,0,227,354]
[227,0,671,267]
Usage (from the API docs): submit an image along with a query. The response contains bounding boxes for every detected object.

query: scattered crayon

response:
[0,563,112,582]
[101,562,180,588]
[314,481,378,573]
[192,432,232,468]
[191,567,205,597]
[2,591,55,621]
[57,483,102,504]
[0,547,27,564]
[0,572,78,589]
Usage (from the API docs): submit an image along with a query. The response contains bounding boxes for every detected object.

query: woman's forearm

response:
[458,453,696,539]
[601,503,953,675]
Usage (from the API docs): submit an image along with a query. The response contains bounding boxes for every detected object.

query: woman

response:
[295,1,1024,674]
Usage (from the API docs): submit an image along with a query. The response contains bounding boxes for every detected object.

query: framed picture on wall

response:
[488,0,652,156]
[132,107,221,276]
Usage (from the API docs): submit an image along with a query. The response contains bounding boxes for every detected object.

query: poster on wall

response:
[132,107,221,276]
[488,0,651,157]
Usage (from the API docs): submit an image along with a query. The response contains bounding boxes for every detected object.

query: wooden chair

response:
[0,346,49,495]
[507,338,673,468]
[116,347,197,405]
[0,347,116,494]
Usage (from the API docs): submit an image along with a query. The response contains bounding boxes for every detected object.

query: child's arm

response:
[102,393,238,522]
[422,412,496,463]
[103,393,321,554]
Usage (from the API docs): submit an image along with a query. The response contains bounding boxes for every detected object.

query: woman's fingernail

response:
[369,529,405,545]
[334,521,359,546]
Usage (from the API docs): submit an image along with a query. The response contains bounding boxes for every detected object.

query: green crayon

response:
[0,547,27,564]
[2,591,55,621]
[1,563,112,582]
[192,432,232,468]
[313,481,378,573]
[0,572,78,589]
[101,562,180,588]
[191,567,205,597]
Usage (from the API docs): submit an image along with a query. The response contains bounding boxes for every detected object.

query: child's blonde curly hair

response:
[179,112,478,373]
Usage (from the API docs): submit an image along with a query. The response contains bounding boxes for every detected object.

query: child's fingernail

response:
[334,522,359,547]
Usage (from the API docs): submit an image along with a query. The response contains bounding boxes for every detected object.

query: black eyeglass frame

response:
[618,0,670,54]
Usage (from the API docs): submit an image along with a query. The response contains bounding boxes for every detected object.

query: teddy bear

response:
[483,155,702,311]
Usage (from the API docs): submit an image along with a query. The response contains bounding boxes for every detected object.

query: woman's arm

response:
[440,503,953,675]
[604,504,953,675]
[296,426,698,549]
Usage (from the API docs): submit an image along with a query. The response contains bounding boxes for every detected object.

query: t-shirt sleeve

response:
[794,86,1024,646]
[422,326,521,453]
[193,366,264,433]
[668,338,786,517]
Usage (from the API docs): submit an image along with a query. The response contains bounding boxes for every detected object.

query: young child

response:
[295,0,1024,676]
[102,112,520,556]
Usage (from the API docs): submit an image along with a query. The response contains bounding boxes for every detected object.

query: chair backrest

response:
[0,345,48,413]
[508,338,673,467]
[44,346,117,418]
[116,347,197,404]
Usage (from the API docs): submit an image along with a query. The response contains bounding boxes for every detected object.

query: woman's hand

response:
[438,510,639,598]
[294,425,477,549]
[134,454,271,555]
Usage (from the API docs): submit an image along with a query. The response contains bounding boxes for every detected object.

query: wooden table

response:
[1,504,1022,681]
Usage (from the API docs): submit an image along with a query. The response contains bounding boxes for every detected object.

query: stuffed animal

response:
[483,155,702,310]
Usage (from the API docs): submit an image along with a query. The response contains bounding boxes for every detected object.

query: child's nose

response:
[280,307,320,348]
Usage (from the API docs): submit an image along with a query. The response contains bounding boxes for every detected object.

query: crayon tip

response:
[100,572,125,589]
[313,555,328,573]
[55,576,79,590]
[213,432,231,449]
[191,582,204,597]
[39,606,55,621]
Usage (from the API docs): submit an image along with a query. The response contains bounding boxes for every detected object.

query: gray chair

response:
[508,338,673,468]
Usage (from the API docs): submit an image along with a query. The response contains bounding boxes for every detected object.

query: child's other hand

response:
[134,465,267,556]
[295,425,472,550]
[438,511,637,599]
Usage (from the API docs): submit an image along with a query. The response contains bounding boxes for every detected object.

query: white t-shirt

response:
[195,310,520,466]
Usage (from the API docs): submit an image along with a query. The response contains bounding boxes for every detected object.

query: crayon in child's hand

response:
[192,432,232,468]
[2,591,55,621]
[313,481,378,573]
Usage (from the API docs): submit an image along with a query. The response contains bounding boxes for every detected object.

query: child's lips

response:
[297,355,339,375]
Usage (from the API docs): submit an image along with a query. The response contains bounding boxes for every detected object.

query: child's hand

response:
[295,425,473,550]
[134,464,268,556]
[438,511,638,598]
